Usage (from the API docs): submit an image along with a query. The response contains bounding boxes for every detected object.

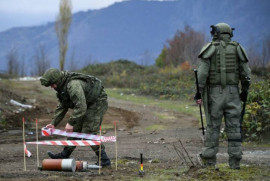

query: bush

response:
[138,66,194,100]
[80,60,195,100]
[243,79,270,141]
[80,59,144,88]
[251,67,270,78]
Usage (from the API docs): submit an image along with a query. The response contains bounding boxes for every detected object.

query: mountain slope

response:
[0,0,269,72]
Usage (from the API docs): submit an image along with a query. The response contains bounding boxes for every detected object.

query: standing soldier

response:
[40,68,111,167]
[195,23,251,169]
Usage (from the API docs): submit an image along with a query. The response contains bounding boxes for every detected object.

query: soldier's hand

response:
[46,124,55,129]
[196,99,202,105]
[194,92,202,101]
[65,123,73,132]
[240,91,248,102]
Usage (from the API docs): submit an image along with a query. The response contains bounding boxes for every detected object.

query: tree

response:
[67,48,77,71]
[20,55,26,77]
[33,45,51,76]
[163,26,206,67]
[155,48,167,68]
[6,47,19,77]
[262,36,270,68]
[247,43,262,68]
[140,49,152,66]
[55,0,72,71]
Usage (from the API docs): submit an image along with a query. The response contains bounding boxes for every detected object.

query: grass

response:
[144,124,167,131]
[115,159,187,181]
[242,141,270,148]
[154,112,176,120]
[0,79,58,103]
[182,164,270,181]
[102,123,114,130]
[113,160,270,181]
[107,88,200,119]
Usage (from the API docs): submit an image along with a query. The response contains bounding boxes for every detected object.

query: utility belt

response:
[208,84,239,94]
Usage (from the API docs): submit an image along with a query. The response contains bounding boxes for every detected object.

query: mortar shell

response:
[41,159,76,172]
[76,161,88,171]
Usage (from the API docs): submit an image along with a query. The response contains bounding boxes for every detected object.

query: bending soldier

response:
[40,68,111,167]
[195,23,251,169]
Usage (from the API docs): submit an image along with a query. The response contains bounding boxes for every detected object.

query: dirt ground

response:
[0,80,269,180]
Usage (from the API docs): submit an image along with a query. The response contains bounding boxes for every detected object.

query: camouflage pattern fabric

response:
[45,71,108,154]
[65,92,108,153]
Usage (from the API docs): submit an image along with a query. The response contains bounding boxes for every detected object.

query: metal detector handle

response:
[194,69,205,135]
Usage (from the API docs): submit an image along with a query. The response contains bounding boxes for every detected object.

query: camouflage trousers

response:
[65,99,108,154]
[201,85,242,167]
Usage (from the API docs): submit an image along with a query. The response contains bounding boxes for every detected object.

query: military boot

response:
[48,147,72,159]
[197,154,218,170]
[95,150,111,167]
[229,158,240,169]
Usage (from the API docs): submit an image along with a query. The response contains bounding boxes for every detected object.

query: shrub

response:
[80,60,195,100]
[138,66,194,100]
[243,79,270,141]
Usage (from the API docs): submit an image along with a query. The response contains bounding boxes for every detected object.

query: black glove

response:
[194,92,202,101]
[240,91,248,102]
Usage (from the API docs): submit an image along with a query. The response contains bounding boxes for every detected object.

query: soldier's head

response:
[40,68,62,87]
[210,23,235,39]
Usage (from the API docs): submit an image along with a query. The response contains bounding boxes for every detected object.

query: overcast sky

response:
[0,0,125,32]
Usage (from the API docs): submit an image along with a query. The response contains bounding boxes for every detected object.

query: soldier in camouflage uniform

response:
[40,68,111,166]
[195,23,251,169]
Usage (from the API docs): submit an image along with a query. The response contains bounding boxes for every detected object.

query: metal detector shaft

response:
[239,77,250,142]
[194,69,205,135]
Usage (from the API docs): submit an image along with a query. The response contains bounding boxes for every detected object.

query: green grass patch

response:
[182,164,270,180]
[154,112,176,120]
[1,79,38,90]
[101,124,114,130]
[143,168,182,181]
[145,124,167,131]
[107,88,200,119]
[242,142,270,148]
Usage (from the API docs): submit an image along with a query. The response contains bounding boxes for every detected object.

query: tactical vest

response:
[208,41,239,87]
[57,72,102,107]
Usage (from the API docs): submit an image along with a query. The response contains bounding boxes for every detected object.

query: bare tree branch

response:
[33,44,51,76]
[164,26,206,67]
[6,47,19,77]
[55,0,72,71]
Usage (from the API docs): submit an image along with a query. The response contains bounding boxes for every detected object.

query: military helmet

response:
[40,68,61,87]
[210,23,235,37]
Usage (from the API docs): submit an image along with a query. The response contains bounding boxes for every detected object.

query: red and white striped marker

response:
[26,140,101,146]
[41,128,52,136]
[41,128,116,142]
[24,143,32,157]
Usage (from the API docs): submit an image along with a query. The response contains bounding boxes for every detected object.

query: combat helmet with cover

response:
[210,23,235,38]
[40,68,62,87]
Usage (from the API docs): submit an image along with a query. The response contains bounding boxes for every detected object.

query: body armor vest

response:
[208,41,239,87]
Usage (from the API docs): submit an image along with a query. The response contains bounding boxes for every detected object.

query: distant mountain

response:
[0,0,269,73]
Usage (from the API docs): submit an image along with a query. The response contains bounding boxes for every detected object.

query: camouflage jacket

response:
[51,72,107,126]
